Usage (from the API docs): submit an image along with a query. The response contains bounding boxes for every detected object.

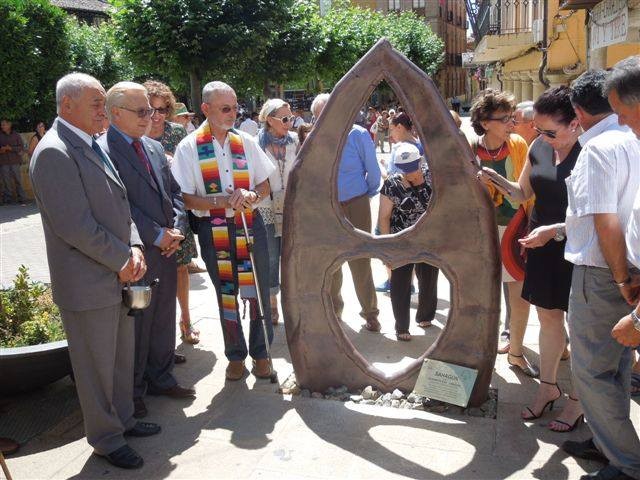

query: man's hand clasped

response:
[518,225,556,249]
[119,246,147,283]
[158,227,184,257]
[612,314,640,347]
[225,186,259,210]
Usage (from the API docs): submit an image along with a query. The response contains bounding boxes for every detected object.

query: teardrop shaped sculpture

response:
[281,38,500,407]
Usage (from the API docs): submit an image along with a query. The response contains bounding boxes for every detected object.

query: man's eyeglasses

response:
[154,107,170,116]
[218,105,238,114]
[118,106,155,118]
[534,126,557,139]
[486,115,516,124]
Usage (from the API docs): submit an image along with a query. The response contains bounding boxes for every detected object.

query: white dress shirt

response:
[238,118,259,136]
[564,114,640,267]
[171,126,275,218]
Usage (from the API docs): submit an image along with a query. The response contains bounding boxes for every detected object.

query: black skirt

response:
[521,238,573,311]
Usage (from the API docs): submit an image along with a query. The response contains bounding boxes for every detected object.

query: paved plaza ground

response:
[2,137,640,479]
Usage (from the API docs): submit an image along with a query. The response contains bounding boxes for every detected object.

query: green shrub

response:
[0,265,65,348]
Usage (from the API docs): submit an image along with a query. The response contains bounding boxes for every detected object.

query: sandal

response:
[180,321,200,345]
[548,396,584,432]
[508,352,539,378]
[364,318,381,332]
[522,380,561,420]
[270,296,280,325]
[417,321,432,328]
[396,332,411,342]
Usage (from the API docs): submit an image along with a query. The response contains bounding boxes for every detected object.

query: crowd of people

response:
[22,54,640,479]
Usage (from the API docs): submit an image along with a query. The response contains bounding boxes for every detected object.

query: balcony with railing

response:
[473,0,540,63]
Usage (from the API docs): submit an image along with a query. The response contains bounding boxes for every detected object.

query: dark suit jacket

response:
[98,128,187,251]
[29,118,142,311]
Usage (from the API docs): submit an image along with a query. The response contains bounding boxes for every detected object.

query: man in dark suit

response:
[30,73,160,470]
[99,82,194,419]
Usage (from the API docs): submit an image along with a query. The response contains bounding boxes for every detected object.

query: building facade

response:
[351,0,468,102]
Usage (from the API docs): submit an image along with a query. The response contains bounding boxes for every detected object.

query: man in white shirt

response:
[238,112,259,136]
[561,69,640,480]
[172,81,276,381]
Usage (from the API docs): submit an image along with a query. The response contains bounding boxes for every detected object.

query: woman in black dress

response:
[478,87,583,431]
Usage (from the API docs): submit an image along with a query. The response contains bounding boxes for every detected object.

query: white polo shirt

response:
[171,126,275,218]
[564,114,640,267]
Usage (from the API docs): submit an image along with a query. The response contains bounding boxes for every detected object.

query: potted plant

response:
[0,265,71,395]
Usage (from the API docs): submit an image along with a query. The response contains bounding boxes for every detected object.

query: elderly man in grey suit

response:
[98,82,194,419]
[30,73,161,470]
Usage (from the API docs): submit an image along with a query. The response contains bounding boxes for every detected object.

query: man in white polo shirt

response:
[561,68,640,480]
[172,81,275,381]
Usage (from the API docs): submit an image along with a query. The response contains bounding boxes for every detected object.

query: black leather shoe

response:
[147,384,195,398]
[562,438,608,464]
[133,397,147,419]
[174,353,186,364]
[580,465,634,479]
[124,422,161,437]
[95,444,143,469]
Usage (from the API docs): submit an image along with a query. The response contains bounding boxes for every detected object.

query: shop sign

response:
[590,0,628,49]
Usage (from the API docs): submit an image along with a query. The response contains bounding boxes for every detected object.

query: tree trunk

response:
[189,71,202,121]
[262,79,271,99]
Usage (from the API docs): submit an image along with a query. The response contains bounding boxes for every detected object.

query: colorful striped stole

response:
[196,121,256,343]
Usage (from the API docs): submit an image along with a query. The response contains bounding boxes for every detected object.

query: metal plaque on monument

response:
[413,359,478,408]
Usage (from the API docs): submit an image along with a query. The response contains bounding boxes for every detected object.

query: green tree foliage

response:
[316,1,444,85]
[67,17,136,89]
[0,0,69,126]
[112,0,298,108]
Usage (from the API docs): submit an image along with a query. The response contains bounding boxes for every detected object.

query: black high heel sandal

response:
[522,380,562,420]
[548,396,584,432]
[507,352,540,378]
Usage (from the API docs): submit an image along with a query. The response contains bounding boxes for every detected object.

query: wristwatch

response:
[631,310,640,332]
[553,226,565,242]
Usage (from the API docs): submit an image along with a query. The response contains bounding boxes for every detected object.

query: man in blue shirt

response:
[311,94,382,331]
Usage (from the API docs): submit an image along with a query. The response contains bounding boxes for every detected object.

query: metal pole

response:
[240,210,278,383]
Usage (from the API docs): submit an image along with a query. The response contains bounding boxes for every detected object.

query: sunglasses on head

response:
[534,126,557,139]
[119,106,155,118]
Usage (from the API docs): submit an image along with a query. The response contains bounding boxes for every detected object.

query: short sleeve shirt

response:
[380,164,432,233]
[171,126,275,217]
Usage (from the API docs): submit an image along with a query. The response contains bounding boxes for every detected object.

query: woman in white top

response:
[257,99,299,324]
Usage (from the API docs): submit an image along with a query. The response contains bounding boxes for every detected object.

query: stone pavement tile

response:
[253,429,365,479]
[249,468,328,480]
[4,437,92,480]
[199,390,296,447]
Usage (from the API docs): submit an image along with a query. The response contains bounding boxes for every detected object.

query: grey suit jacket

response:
[29,118,142,311]
[97,128,187,250]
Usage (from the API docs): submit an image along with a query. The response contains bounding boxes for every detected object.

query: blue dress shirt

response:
[338,125,381,202]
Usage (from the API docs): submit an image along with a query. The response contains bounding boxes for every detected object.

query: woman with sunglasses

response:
[478,86,583,432]
[257,99,299,325]
[143,80,201,346]
[470,88,536,379]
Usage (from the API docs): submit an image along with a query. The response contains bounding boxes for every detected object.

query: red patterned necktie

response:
[132,139,152,175]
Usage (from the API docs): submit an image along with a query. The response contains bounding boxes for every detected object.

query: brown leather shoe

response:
[225,360,246,381]
[147,384,195,398]
[0,437,19,455]
[252,358,272,379]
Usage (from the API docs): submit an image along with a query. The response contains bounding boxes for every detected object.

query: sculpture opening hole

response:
[331,257,451,376]
[341,97,433,238]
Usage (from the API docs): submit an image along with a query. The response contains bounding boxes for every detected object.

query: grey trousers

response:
[134,250,178,398]
[331,194,379,320]
[568,265,640,479]
[0,164,26,203]
[61,303,136,455]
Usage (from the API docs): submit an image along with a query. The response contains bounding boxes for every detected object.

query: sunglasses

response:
[534,126,557,139]
[119,106,155,118]
[486,115,516,124]
[273,115,291,124]
[154,107,170,115]
[219,105,238,114]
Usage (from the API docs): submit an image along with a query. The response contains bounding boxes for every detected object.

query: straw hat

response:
[174,102,195,117]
